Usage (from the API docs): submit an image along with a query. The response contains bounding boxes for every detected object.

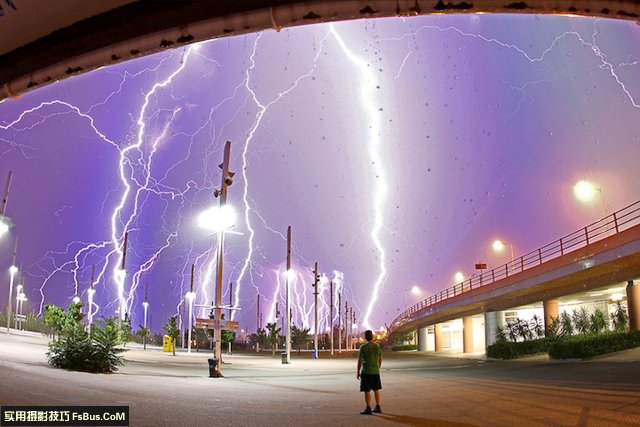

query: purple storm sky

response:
[1,14,639,333]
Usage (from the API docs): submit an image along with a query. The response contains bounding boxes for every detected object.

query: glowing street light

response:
[454,271,465,283]
[492,239,514,261]
[196,140,235,377]
[574,179,607,218]
[403,286,422,309]
[6,262,18,334]
[0,221,8,238]
[197,204,236,232]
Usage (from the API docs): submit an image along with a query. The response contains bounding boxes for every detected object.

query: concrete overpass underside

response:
[393,224,640,335]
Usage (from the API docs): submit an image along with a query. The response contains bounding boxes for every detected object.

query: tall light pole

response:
[337,292,342,353]
[0,170,13,239]
[492,239,514,261]
[186,264,195,353]
[227,282,233,355]
[329,280,334,355]
[285,225,292,364]
[312,261,319,359]
[213,141,234,376]
[574,180,607,216]
[87,265,96,334]
[142,282,148,349]
[403,286,422,310]
[345,300,349,351]
[14,282,22,330]
[6,237,18,334]
[118,231,129,337]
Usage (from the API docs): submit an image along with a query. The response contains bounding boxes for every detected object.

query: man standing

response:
[357,330,382,415]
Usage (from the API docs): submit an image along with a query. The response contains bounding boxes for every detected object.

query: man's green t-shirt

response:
[358,341,381,375]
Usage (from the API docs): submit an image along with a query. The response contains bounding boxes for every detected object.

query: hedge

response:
[392,344,418,352]
[487,337,554,360]
[548,330,640,359]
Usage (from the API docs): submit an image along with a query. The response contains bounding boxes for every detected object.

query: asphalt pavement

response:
[1,332,639,426]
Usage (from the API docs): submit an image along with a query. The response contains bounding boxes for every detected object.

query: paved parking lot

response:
[1,332,639,426]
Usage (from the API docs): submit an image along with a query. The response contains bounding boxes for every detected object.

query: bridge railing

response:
[389,199,640,331]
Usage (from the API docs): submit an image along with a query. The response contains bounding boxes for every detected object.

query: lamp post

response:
[187,263,195,354]
[329,280,334,355]
[311,261,319,359]
[196,141,235,376]
[14,283,22,330]
[142,283,149,350]
[284,225,293,364]
[87,265,96,334]
[6,237,18,334]
[492,239,514,261]
[0,170,13,239]
[403,286,421,310]
[574,180,606,216]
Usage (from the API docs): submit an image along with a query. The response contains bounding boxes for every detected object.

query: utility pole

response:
[330,280,334,355]
[345,301,349,351]
[141,279,148,349]
[118,231,128,337]
[275,301,280,352]
[6,237,18,334]
[187,264,195,353]
[0,170,12,217]
[285,225,292,364]
[88,265,96,334]
[338,292,341,352]
[256,294,260,331]
[213,140,234,377]
[352,309,356,347]
[227,282,233,355]
[312,261,319,359]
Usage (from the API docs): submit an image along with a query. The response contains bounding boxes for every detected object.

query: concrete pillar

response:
[627,280,640,331]
[417,327,429,352]
[434,323,443,352]
[543,299,559,335]
[484,311,505,349]
[463,316,474,353]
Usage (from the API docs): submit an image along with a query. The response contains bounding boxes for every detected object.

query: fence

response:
[389,199,640,331]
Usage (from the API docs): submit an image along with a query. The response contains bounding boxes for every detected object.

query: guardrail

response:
[389,199,640,331]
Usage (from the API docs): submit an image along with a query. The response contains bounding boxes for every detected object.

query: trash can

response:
[162,335,174,352]
[207,358,218,377]
[281,352,288,364]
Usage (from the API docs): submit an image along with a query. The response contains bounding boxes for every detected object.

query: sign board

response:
[475,263,487,270]
[194,318,239,330]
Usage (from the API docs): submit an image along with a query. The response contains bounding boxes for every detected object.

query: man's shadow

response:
[374,413,478,427]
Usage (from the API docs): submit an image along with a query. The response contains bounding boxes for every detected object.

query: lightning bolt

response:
[329,23,387,331]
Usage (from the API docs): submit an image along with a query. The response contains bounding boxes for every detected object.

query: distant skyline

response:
[1,14,639,332]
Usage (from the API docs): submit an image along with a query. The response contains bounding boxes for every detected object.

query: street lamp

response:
[284,265,295,364]
[454,271,465,283]
[574,179,607,218]
[196,140,234,377]
[492,239,514,261]
[186,291,195,353]
[403,286,421,309]
[14,283,22,330]
[6,264,18,334]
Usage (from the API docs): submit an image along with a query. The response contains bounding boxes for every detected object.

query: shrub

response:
[548,330,640,359]
[487,337,555,360]
[46,304,125,374]
[392,344,417,351]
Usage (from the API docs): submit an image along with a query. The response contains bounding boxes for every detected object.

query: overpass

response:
[389,200,640,352]
[2,0,640,101]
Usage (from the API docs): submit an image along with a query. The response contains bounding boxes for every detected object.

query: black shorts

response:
[360,374,382,392]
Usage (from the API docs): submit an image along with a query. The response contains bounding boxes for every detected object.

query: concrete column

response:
[543,299,559,335]
[434,323,443,352]
[627,280,640,331]
[417,327,429,352]
[484,311,505,349]
[463,316,474,353]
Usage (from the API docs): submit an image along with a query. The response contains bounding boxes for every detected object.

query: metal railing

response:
[389,199,640,331]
